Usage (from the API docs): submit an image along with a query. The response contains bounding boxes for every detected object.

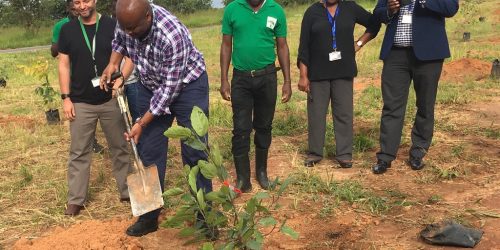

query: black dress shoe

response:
[64,204,84,216]
[126,217,158,237]
[304,154,322,167]
[409,156,425,170]
[337,160,353,168]
[372,160,391,174]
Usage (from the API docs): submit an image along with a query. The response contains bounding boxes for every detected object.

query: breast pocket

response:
[266,16,277,30]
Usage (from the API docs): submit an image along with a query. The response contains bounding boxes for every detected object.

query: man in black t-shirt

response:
[58,0,131,216]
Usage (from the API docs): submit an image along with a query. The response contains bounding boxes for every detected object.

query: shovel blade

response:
[127,164,164,217]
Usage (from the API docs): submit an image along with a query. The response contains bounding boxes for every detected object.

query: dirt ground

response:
[7,57,500,249]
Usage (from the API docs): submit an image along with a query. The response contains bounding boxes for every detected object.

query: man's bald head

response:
[115,0,152,39]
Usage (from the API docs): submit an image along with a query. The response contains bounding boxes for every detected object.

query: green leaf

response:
[191,106,209,137]
[188,166,199,193]
[197,189,206,210]
[163,187,184,197]
[256,204,269,213]
[245,240,262,250]
[183,137,206,151]
[222,201,233,211]
[245,198,257,214]
[280,225,299,240]
[278,177,292,196]
[210,143,223,167]
[183,164,191,176]
[199,160,217,180]
[222,243,235,250]
[258,217,277,227]
[205,191,225,203]
[201,242,214,250]
[178,227,196,237]
[164,126,192,140]
[254,192,270,200]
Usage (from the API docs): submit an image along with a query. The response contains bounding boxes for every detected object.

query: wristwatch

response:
[61,93,70,100]
[356,40,364,47]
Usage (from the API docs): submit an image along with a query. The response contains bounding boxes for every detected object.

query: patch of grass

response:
[0,26,52,50]
[451,144,465,157]
[209,131,233,161]
[209,100,233,128]
[177,8,224,28]
[431,165,462,180]
[18,165,33,188]
[272,103,306,136]
[437,84,471,105]
[484,128,500,139]
[324,122,336,158]
[353,131,376,153]
[427,194,443,204]
[290,171,391,215]
[355,85,382,119]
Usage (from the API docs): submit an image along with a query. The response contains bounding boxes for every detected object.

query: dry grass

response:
[1,0,500,248]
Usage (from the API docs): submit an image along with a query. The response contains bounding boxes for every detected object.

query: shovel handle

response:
[116,89,145,172]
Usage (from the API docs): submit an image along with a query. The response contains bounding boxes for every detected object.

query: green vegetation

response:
[164,107,297,248]
[0,0,499,248]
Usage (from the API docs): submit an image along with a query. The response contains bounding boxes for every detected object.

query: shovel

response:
[116,86,164,217]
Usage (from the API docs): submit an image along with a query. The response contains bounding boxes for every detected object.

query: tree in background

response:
[3,0,46,34]
[154,0,212,14]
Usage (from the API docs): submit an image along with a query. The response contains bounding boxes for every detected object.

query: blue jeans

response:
[124,81,140,122]
[137,72,213,221]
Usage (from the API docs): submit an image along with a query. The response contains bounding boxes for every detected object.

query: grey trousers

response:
[307,78,353,161]
[377,47,444,162]
[68,98,130,205]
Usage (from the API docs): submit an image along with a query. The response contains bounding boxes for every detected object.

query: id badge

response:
[91,76,101,87]
[329,51,341,61]
[402,15,412,24]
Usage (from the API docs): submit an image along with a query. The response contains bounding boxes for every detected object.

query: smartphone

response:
[92,72,122,88]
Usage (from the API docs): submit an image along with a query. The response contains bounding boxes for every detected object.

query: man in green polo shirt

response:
[51,0,78,58]
[220,0,292,193]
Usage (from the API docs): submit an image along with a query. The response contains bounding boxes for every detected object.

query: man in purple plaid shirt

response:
[100,0,213,237]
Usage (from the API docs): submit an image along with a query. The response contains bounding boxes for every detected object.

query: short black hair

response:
[66,0,72,4]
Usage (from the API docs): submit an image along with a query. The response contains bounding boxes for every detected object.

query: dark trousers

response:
[231,70,277,156]
[124,81,140,122]
[137,72,213,221]
[377,48,444,162]
[307,78,353,161]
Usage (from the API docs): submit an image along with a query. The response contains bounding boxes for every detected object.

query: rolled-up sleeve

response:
[112,26,129,57]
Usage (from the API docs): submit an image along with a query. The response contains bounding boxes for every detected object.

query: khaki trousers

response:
[67,98,130,205]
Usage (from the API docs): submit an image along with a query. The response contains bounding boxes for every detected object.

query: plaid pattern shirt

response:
[393,0,416,47]
[112,4,206,115]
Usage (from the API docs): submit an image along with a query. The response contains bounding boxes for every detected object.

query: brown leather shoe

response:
[64,204,84,216]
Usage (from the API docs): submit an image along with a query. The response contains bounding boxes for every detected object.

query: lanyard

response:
[79,14,101,76]
[326,6,340,50]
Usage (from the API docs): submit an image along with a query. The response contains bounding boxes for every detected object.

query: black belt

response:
[233,64,280,78]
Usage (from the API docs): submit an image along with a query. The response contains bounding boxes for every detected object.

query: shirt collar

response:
[237,0,275,11]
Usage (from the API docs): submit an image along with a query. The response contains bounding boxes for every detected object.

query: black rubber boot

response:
[126,217,158,237]
[234,154,252,193]
[255,148,270,190]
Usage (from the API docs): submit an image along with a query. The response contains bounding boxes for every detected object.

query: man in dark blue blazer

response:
[371,0,459,174]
